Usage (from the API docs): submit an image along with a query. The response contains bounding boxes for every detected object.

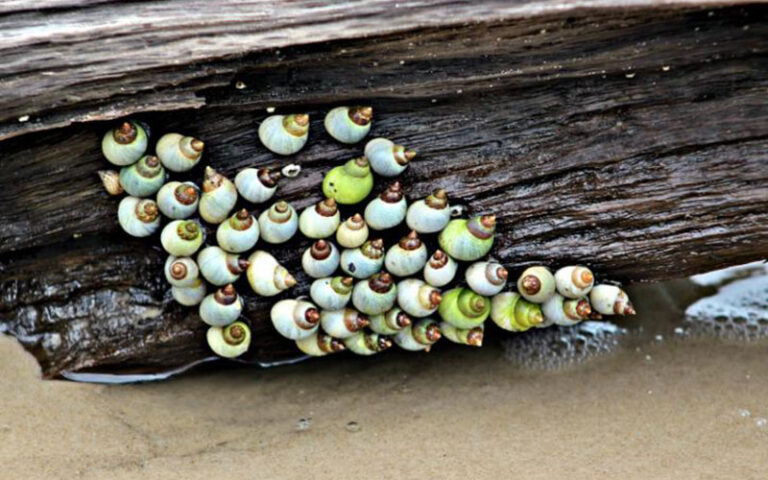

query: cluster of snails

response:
[99,105,635,361]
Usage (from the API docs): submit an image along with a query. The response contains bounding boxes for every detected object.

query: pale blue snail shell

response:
[216,209,259,253]
[207,321,250,358]
[156,181,199,219]
[310,276,354,311]
[199,285,244,326]
[397,279,442,318]
[171,278,207,306]
[246,250,296,296]
[589,284,636,316]
[465,261,508,296]
[340,239,385,279]
[394,318,441,352]
[164,256,199,287]
[199,166,237,224]
[541,293,593,327]
[384,231,428,277]
[369,307,411,335]
[270,299,320,340]
[405,189,451,234]
[343,331,391,356]
[554,266,595,299]
[156,132,204,172]
[102,121,148,167]
[320,308,370,339]
[197,246,249,286]
[299,198,340,239]
[258,200,298,244]
[160,219,204,256]
[258,114,309,155]
[364,181,407,230]
[352,273,398,316]
[336,214,369,249]
[235,167,280,204]
[517,266,556,304]
[324,106,373,144]
[301,240,340,279]
[423,250,457,288]
[364,138,416,178]
[119,155,165,197]
[118,196,160,238]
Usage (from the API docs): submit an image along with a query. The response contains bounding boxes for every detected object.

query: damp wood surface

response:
[0,2,767,378]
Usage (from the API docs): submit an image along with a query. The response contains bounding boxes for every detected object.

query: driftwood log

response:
[0,1,766,378]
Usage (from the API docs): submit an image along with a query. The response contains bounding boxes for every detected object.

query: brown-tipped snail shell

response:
[541,293,592,326]
[119,155,165,197]
[394,317,441,352]
[589,284,636,316]
[423,250,458,288]
[164,256,199,287]
[340,238,385,279]
[299,198,340,239]
[271,299,320,340]
[320,308,369,339]
[397,279,441,318]
[246,250,296,296]
[365,138,415,178]
[310,276,354,311]
[235,167,281,204]
[102,121,148,167]
[216,209,259,253]
[207,321,251,358]
[296,331,346,357]
[517,266,556,303]
[302,240,340,278]
[259,113,309,155]
[160,219,204,256]
[555,266,595,299]
[199,166,237,224]
[118,196,160,237]
[352,273,398,316]
[465,261,508,296]
[258,200,298,244]
[384,230,428,277]
[369,307,411,336]
[156,132,204,172]
[199,284,244,326]
[343,331,392,356]
[490,292,544,332]
[324,106,372,144]
[438,214,496,261]
[336,214,369,249]
[406,188,451,234]
[171,278,207,306]
[157,181,199,219]
[197,246,249,286]
[364,181,407,230]
[440,322,483,347]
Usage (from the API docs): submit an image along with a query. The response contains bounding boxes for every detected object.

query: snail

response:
[271,299,320,340]
[310,276,354,310]
[296,331,346,357]
[199,166,237,224]
[199,284,244,326]
[438,214,496,262]
[438,287,490,329]
[322,157,373,205]
[160,220,204,256]
[517,266,556,304]
[156,132,204,172]
[302,240,340,278]
[246,250,296,296]
[340,238,385,279]
[423,250,458,288]
[397,279,441,318]
[207,321,251,358]
[118,196,160,237]
[102,121,148,166]
[541,293,592,327]
[490,292,544,332]
[258,200,298,244]
[197,246,249,286]
[163,256,199,287]
[440,322,483,347]
[394,318,441,352]
[320,308,369,339]
[352,273,398,315]
[406,189,451,234]
[364,181,407,230]
[299,198,340,239]
[258,113,309,155]
[369,307,411,336]
[118,155,165,197]
[465,261,508,296]
[97,170,124,196]
[336,214,369,249]
[384,231,428,277]
[343,331,392,356]
[171,278,207,306]
[554,266,595,299]
[156,181,199,219]
[364,138,416,177]
[216,209,259,253]
[589,284,636,315]
[324,106,373,144]
[235,167,281,204]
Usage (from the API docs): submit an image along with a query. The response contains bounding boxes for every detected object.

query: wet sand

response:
[1,279,766,479]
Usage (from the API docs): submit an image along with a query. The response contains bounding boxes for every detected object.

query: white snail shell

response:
[369,307,412,335]
[102,121,148,167]
[258,114,309,155]
[119,155,165,197]
[199,284,244,326]
[160,219,204,257]
[199,166,237,224]
[555,266,595,299]
[171,278,207,306]
[466,261,508,296]
[271,299,320,340]
[589,284,636,316]
[336,214,369,249]
[296,331,346,357]
[164,256,199,287]
[302,240,340,279]
[299,198,340,239]
[310,276,354,310]
[216,209,259,253]
[406,189,451,234]
[235,167,280,204]
[340,239,385,279]
[156,133,204,172]
[423,250,457,288]
[394,318,441,352]
[397,279,442,318]
[364,138,415,178]
[517,266,556,304]
[258,200,298,244]
[343,331,391,356]
[156,181,199,219]
[440,322,484,347]
[384,231,428,278]
[197,246,249,286]
[246,250,296,296]
[324,106,372,144]
[352,273,398,316]
[320,308,370,339]
[118,196,160,238]
[541,293,592,326]
[207,321,250,358]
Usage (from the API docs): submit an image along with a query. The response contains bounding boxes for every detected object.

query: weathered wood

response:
[0,3,767,378]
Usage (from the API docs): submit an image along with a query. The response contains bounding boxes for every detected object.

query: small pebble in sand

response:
[296,418,312,431]
[345,421,360,433]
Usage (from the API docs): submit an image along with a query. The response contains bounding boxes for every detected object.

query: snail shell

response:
[343,331,392,356]
[271,299,320,340]
[555,266,595,299]
[438,287,490,329]
[296,331,346,357]
[118,196,160,238]
[322,157,374,205]
[324,106,372,144]
[310,276,354,311]
[517,266,556,304]
[258,200,298,244]
[207,321,251,358]
[465,262,508,296]
[160,219,204,256]
[119,155,165,197]
[302,240,340,279]
[320,308,370,339]
[369,307,411,335]
[423,250,458,288]
[364,138,415,178]
[216,209,259,253]
[199,166,237,224]
[235,167,281,204]
[397,279,441,318]
[589,284,636,316]
[98,170,124,196]
[157,181,199,219]
[384,231,428,277]
[171,278,207,306]
[440,322,484,347]
[299,198,340,239]
[156,132,204,172]
[490,292,544,332]
[541,293,592,327]
[102,121,148,167]
[258,114,309,155]
[438,215,496,262]
[406,189,451,234]
[352,273,398,316]
[246,250,296,296]
[394,318,441,352]
[197,246,249,286]
[164,256,199,287]
[336,214,369,249]
[199,284,244,326]
[340,238,385,279]
[364,181,407,230]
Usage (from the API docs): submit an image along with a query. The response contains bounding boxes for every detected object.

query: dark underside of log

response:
[0,2,767,378]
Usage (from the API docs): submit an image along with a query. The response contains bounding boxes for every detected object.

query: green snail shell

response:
[216,209,259,253]
[352,273,398,316]
[320,308,369,339]
[440,322,484,347]
[258,114,309,155]
[235,167,280,204]
[490,292,544,332]
[299,198,340,239]
[156,132,204,172]
[171,278,207,306]
[438,287,490,329]
[438,215,495,262]
[302,240,340,279]
[246,250,296,296]
[207,321,251,358]
[394,318,441,352]
[554,265,595,299]
[517,266,556,304]
[423,250,457,288]
[258,200,298,244]
[336,214,369,249]
[102,121,148,167]
[199,284,244,326]
[197,246,249,286]
[365,138,415,178]
[322,157,374,205]
[296,331,346,357]
[369,307,412,335]
[465,261,508,297]
[118,196,160,238]
[309,276,353,311]
[199,166,237,224]
[160,219,204,256]
[589,284,636,315]
[324,106,373,144]
[119,155,165,197]
[270,299,320,340]
[156,181,199,219]
[164,255,199,287]
[340,239,385,279]
[397,278,441,318]
[541,293,592,326]
[343,331,391,356]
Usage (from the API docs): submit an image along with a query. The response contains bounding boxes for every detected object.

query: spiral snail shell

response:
[296,331,346,357]
[102,121,148,167]
[517,266,556,304]
[118,196,160,237]
[199,284,244,326]
[364,138,416,178]
[438,287,490,329]
[336,214,369,249]
[164,256,199,287]
[406,189,451,234]
[438,214,496,262]
[394,318,441,352]
[246,250,296,296]
[589,284,636,316]
[160,220,204,256]
[310,276,354,311]
[352,272,398,316]
[197,246,249,286]
[465,261,508,296]
[235,167,281,204]
[157,181,199,219]
[171,278,207,306]
[207,321,251,358]
[322,157,374,205]
[258,113,309,155]
[423,250,458,288]
[554,266,595,299]
[397,279,441,318]
[98,170,124,196]
[369,307,411,336]
[299,198,340,239]
[320,308,370,339]
[440,322,483,347]
[343,331,392,356]
[118,155,165,197]
[324,106,373,144]
[271,299,320,340]
[490,292,544,332]
[364,181,407,230]
[385,231,427,277]
[199,166,237,224]
[156,132,204,172]
[258,200,298,244]
[340,238,385,279]
[302,240,340,279]
[541,293,592,327]
[216,209,259,253]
